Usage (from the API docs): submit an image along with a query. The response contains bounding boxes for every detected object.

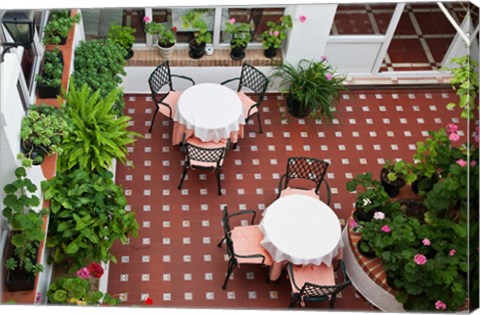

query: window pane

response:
[220,7,285,43]
[171,8,215,43]
[82,8,145,43]
[331,4,396,35]
[21,46,38,91]
[34,10,46,39]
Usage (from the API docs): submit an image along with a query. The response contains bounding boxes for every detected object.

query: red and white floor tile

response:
[108,88,466,310]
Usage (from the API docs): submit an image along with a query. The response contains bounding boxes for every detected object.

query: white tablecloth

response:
[259,194,343,267]
[174,83,244,143]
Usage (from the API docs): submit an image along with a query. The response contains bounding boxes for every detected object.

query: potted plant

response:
[42,9,81,45]
[181,10,212,59]
[224,18,252,61]
[270,58,347,120]
[144,16,177,59]
[346,172,390,222]
[107,23,136,60]
[259,15,292,58]
[380,160,417,197]
[20,104,69,165]
[36,48,64,99]
[3,163,48,292]
[42,166,139,271]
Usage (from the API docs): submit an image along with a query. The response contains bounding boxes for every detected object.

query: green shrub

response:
[107,23,135,53]
[47,276,120,305]
[72,39,127,115]
[42,10,81,45]
[35,48,63,88]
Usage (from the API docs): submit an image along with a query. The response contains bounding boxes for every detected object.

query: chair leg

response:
[216,169,222,196]
[177,167,188,190]
[222,259,236,290]
[149,108,159,133]
[329,295,337,309]
[288,294,301,308]
[217,236,225,247]
[256,112,263,134]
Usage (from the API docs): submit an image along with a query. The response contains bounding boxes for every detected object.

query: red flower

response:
[144,297,153,305]
[172,27,177,32]
[87,262,104,279]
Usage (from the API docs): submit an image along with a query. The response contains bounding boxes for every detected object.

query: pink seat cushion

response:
[289,264,335,293]
[237,92,258,118]
[186,137,227,168]
[231,225,272,266]
[159,91,182,118]
[280,187,319,199]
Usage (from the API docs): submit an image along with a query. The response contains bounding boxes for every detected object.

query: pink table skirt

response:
[172,122,244,146]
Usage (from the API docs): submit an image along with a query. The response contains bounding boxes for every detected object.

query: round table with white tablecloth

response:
[172,83,244,144]
[259,194,343,281]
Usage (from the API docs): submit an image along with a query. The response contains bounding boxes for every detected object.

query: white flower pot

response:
[156,42,176,59]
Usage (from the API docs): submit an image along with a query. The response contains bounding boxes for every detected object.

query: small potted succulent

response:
[36,47,64,98]
[259,15,292,58]
[20,104,69,165]
[224,18,252,61]
[107,23,136,60]
[182,10,212,59]
[144,16,177,59]
[42,9,81,45]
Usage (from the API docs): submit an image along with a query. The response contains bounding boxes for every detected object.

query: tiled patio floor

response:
[108,87,465,310]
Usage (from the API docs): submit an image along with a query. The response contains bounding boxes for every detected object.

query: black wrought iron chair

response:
[177,136,230,196]
[217,206,272,290]
[147,60,195,132]
[220,63,269,134]
[276,157,332,205]
[287,260,351,308]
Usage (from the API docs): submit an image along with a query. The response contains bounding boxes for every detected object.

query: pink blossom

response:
[373,212,385,220]
[269,30,273,36]
[349,218,359,228]
[449,249,456,256]
[299,15,307,23]
[229,18,236,24]
[449,132,460,142]
[273,31,280,37]
[446,123,458,134]
[143,16,151,23]
[435,300,446,310]
[422,238,431,246]
[472,160,477,167]
[381,225,391,233]
[456,159,467,167]
[326,73,333,80]
[414,254,427,265]
[474,126,479,143]
[321,55,328,61]
[76,267,90,279]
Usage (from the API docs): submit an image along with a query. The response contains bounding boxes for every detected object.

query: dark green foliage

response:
[42,10,81,45]
[35,48,63,88]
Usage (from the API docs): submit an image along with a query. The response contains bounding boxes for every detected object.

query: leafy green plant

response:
[72,39,127,115]
[346,172,390,214]
[47,276,120,305]
[57,82,141,173]
[35,48,63,88]
[441,55,479,120]
[144,17,176,47]
[42,10,81,45]
[20,104,69,165]
[383,159,417,184]
[224,18,252,49]
[42,167,139,270]
[2,165,48,275]
[107,23,135,54]
[181,10,212,46]
[260,15,292,49]
[270,58,347,120]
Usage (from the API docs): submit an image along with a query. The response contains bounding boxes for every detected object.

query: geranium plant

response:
[346,172,390,215]
[260,15,292,49]
[224,18,252,49]
[144,16,176,48]
[181,10,212,46]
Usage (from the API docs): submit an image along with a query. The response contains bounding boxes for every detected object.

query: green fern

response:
[58,82,142,173]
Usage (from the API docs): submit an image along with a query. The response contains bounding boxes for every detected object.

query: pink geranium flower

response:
[435,300,446,310]
[143,16,151,23]
[373,212,385,220]
[273,31,280,37]
[349,218,358,228]
[321,55,328,61]
[446,123,458,134]
[472,160,477,167]
[76,267,90,279]
[326,73,333,80]
[414,254,427,265]
[449,249,456,256]
[449,133,460,142]
[422,238,431,246]
[456,159,467,167]
[299,15,307,23]
[269,30,273,36]
[381,225,391,233]
[229,18,236,24]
